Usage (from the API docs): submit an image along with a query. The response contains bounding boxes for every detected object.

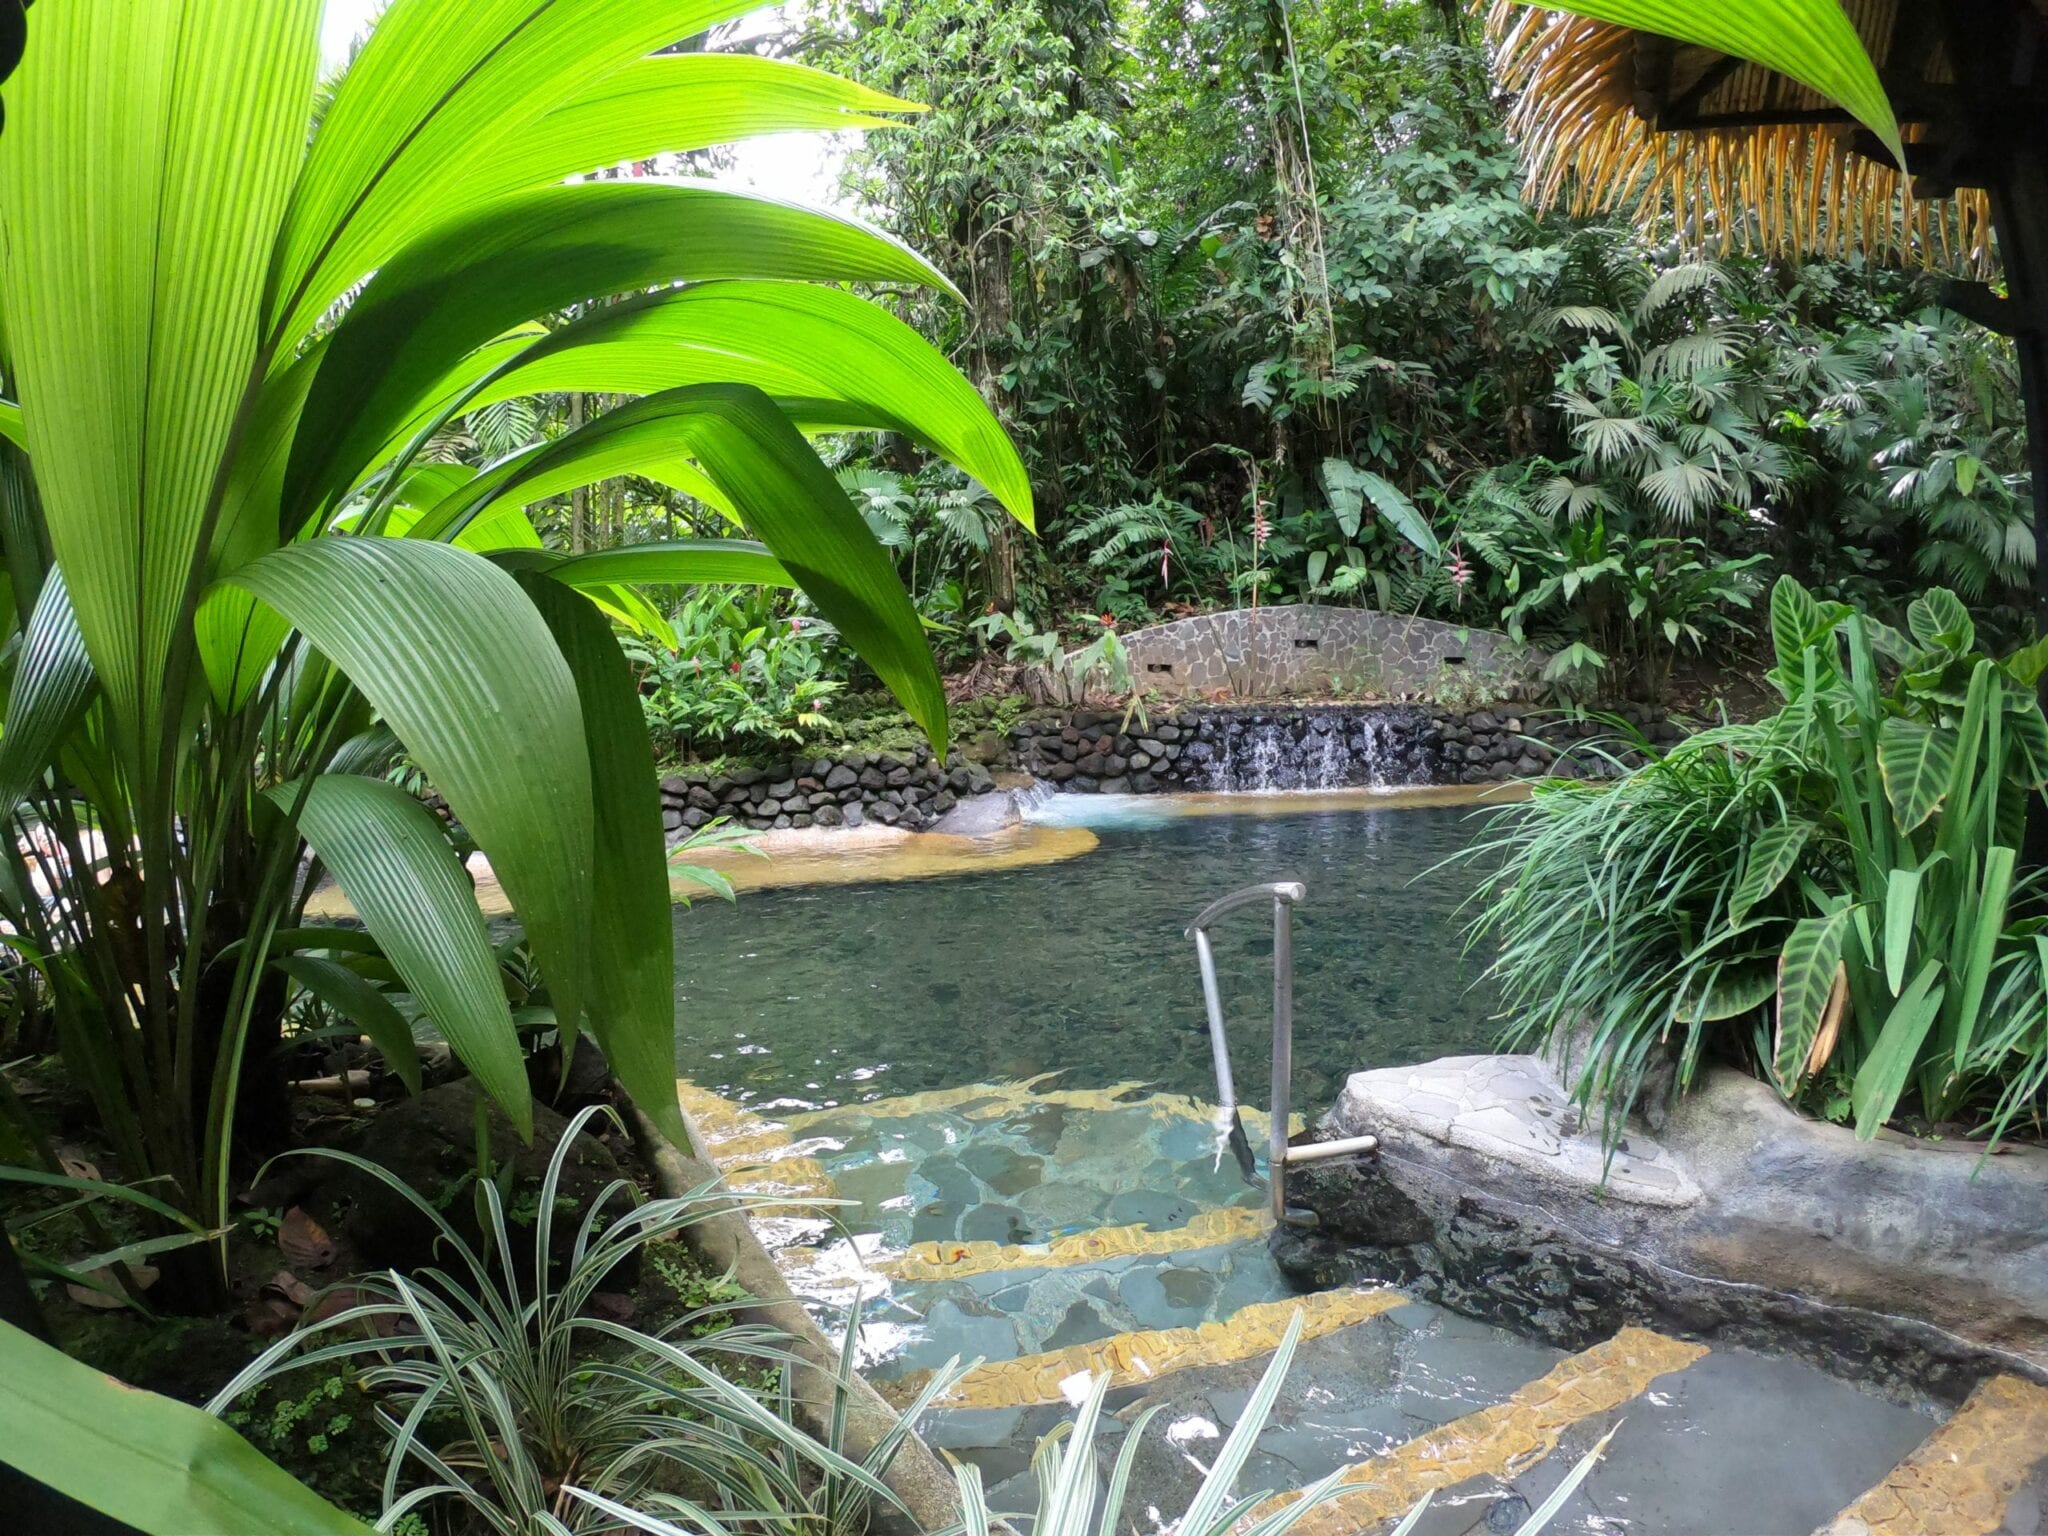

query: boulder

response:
[1277,1054,2048,1400]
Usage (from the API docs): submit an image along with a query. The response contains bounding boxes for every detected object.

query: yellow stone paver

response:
[886,1205,1271,1281]
[675,821,1100,893]
[782,1075,1297,1140]
[1818,1373,2048,1536]
[884,1289,1407,1410]
[1245,1326,1707,1535]
[720,1154,838,1203]
[675,1080,791,1156]
[673,1081,839,1210]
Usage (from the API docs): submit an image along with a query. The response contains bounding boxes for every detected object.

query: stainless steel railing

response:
[1188,881,1378,1226]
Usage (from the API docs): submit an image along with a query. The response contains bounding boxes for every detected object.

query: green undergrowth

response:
[657,691,1035,774]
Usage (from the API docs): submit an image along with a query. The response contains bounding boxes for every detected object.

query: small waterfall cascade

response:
[1194,706,1435,791]
[1011,778,1061,818]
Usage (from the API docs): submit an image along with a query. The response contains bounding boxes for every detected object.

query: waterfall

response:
[1012,779,1061,817]
[1195,707,1433,791]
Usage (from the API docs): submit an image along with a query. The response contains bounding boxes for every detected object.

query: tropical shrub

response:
[0,0,1028,1301]
[627,592,846,758]
[209,1107,948,1535]
[1470,577,2048,1144]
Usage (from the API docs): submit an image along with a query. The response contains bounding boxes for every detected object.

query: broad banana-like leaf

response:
[268,0,757,349]
[381,497,544,554]
[285,182,949,530]
[0,0,320,754]
[1773,908,1851,1091]
[0,1320,374,1536]
[522,577,688,1150]
[226,538,593,1077]
[480,54,922,200]
[272,953,424,1096]
[0,571,95,814]
[1851,961,1945,1138]
[196,345,328,711]
[1882,865,1923,997]
[1726,818,1813,924]
[1321,460,1438,558]
[1503,2,1903,168]
[464,282,1032,527]
[427,383,948,751]
[1946,845,2014,1072]
[280,774,526,1137]
[544,540,795,591]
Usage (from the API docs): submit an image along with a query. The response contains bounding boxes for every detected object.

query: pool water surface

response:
[673,799,1502,1117]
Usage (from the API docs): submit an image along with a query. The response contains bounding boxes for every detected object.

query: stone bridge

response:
[1067,604,1544,700]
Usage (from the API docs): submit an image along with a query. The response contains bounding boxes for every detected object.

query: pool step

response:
[675,1074,1281,1282]
[1815,1372,2048,1536]
[882,1204,1270,1281]
[1247,1325,1707,1535]
[882,1287,1406,1411]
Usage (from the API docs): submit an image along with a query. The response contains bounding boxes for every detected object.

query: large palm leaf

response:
[0,0,1027,1256]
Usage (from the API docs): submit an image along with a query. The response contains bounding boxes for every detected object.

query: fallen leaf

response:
[57,1149,102,1183]
[278,1206,336,1270]
[588,1291,636,1323]
[304,1285,368,1326]
[264,1270,314,1307]
[66,1264,158,1310]
[244,1293,301,1338]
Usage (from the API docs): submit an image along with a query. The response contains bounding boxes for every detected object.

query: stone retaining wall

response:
[1006,702,1684,794]
[660,702,1686,832]
[660,747,999,835]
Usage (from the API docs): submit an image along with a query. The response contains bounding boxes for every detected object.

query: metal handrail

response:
[1187,881,1377,1226]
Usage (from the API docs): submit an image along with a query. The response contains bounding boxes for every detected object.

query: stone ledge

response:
[1280,1056,2048,1401]
[1331,1055,1700,1209]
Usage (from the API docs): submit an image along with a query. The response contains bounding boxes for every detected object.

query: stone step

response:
[676,1075,1285,1270]
[881,1286,1407,1413]
[881,1204,1271,1283]
[1240,1325,1706,1535]
[1815,1372,2048,1536]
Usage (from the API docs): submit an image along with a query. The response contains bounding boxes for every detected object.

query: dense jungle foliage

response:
[380,0,2032,753]
[805,0,2034,687]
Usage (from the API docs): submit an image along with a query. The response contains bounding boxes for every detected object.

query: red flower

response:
[729,660,741,675]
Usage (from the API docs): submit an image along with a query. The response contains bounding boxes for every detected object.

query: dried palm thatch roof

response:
[1484,0,2007,275]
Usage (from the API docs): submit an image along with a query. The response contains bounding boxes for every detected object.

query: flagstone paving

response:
[673,1076,2048,1535]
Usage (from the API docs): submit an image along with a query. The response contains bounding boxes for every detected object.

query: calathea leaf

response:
[1877,716,1957,832]
[1774,909,1852,1092]
[1728,819,1814,924]
[1906,588,1974,655]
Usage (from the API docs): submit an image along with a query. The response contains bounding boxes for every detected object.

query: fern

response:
[465,397,540,459]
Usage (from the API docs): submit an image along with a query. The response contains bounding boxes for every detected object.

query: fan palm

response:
[0,0,1029,1297]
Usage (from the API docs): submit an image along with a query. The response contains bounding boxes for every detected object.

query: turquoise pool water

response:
[673,799,1499,1117]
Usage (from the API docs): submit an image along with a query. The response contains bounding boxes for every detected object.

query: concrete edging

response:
[625,1101,966,1536]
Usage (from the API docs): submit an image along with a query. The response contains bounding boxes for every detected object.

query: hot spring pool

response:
[673,796,1501,1117]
